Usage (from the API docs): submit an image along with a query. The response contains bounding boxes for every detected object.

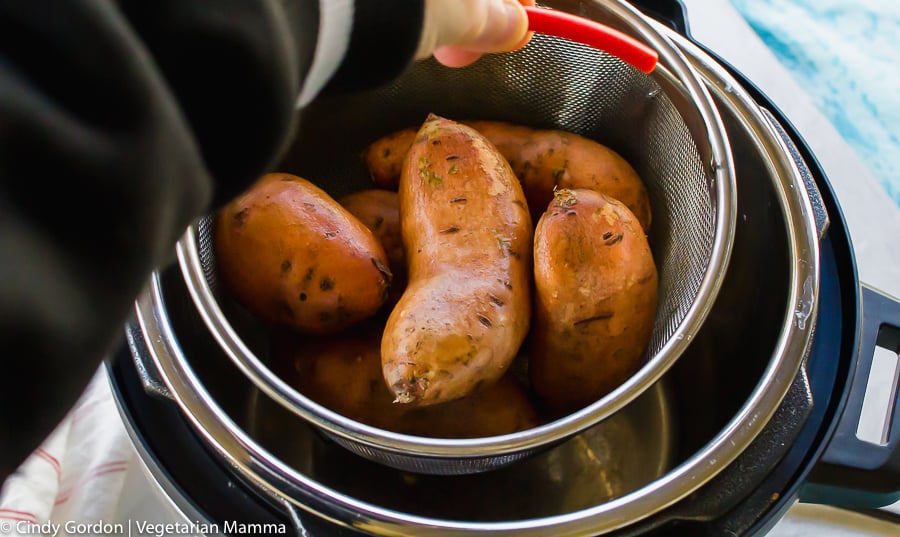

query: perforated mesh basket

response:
[176,0,735,475]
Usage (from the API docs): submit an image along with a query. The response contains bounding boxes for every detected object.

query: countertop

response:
[682,0,900,300]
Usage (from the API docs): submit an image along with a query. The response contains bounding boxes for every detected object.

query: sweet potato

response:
[530,188,658,412]
[339,189,406,309]
[215,173,392,334]
[362,128,417,189]
[272,325,540,437]
[401,374,540,438]
[474,121,652,231]
[270,323,405,431]
[338,189,404,279]
[362,120,652,230]
[382,115,533,407]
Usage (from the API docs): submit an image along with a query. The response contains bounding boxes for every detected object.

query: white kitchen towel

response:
[0,366,141,537]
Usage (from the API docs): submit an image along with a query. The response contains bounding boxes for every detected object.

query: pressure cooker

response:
[109,0,900,535]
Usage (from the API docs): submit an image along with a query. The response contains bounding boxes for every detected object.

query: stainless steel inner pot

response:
[175,0,736,475]
[127,16,820,537]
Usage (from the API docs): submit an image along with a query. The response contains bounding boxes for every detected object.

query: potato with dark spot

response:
[339,189,406,309]
[382,115,533,407]
[530,188,658,412]
[271,325,540,437]
[362,128,418,189]
[362,120,652,230]
[473,121,652,231]
[338,189,404,279]
[215,173,391,335]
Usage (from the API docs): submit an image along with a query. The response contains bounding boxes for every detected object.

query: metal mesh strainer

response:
[176,0,735,475]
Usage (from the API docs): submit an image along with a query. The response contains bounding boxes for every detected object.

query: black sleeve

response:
[325,0,425,93]
[0,0,423,478]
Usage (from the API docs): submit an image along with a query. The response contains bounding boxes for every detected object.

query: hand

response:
[416,0,535,68]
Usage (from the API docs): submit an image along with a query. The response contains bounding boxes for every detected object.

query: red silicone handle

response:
[525,6,658,74]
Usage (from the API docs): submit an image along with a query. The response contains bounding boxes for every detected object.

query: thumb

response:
[416,0,531,64]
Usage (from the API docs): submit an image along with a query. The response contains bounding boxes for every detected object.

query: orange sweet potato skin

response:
[402,374,539,438]
[362,121,652,230]
[270,324,405,431]
[215,173,392,335]
[470,121,652,231]
[530,189,658,412]
[272,325,540,437]
[381,115,533,407]
[338,189,404,279]
[362,129,417,189]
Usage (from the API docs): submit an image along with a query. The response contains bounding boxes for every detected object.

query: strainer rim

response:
[174,0,737,461]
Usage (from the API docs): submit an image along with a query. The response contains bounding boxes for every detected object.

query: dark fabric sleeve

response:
[0,0,318,478]
[0,0,427,479]
[324,0,425,94]
[115,0,319,207]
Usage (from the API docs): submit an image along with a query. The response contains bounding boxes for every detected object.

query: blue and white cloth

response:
[731,0,900,206]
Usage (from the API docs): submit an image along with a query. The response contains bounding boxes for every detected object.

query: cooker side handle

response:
[803,284,900,508]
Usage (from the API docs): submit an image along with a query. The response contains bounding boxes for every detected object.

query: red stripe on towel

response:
[53,460,129,506]
[35,448,62,478]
